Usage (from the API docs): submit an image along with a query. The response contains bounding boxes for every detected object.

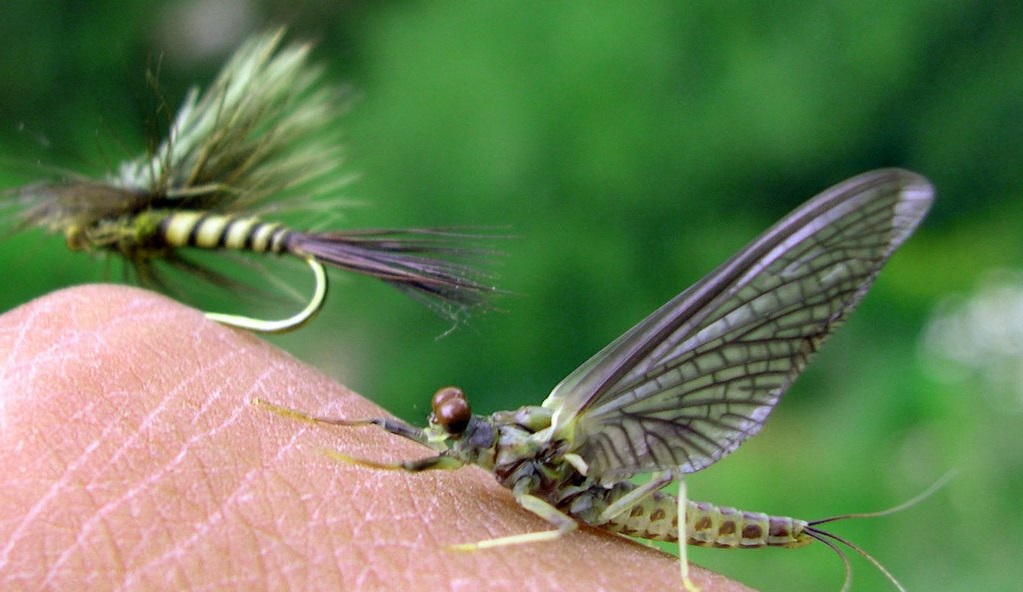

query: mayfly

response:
[260,169,934,590]
[2,29,495,333]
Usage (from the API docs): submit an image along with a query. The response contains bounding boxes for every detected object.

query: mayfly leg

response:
[448,486,580,552]
[595,470,676,523]
[319,449,464,473]
[592,470,700,591]
[678,479,697,592]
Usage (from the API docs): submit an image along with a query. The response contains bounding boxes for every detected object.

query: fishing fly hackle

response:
[2,29,499,332]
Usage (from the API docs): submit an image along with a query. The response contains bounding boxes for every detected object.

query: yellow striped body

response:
[157,211,292,254]
[61,209,292,257]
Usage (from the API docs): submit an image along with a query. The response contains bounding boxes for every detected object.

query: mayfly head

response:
[3,28,499,333]
[421,386,504,469]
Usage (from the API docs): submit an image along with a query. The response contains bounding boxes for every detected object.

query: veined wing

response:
[542,169,933,485]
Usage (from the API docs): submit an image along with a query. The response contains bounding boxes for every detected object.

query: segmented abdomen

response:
[158,212,292,254]
[685,501,812,549]
[600,491,812,549]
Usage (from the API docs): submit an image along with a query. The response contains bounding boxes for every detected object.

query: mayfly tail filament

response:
[796,472,955,592]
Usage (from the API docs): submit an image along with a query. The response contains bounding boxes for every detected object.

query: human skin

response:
[0,286,750,591]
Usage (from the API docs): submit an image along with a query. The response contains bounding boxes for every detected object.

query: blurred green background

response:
[1,1,1020,590]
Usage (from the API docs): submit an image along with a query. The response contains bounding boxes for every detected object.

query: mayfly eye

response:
[431,386,471,435]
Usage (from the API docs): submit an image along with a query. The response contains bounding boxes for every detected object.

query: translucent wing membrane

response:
[543,169,934,484]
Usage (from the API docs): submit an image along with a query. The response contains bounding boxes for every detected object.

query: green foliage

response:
[1,1,1020,589]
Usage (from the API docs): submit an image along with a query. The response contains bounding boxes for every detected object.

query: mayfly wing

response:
[542,169,934,485]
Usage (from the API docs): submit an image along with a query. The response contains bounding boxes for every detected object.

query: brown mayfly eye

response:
[431,386,471,435]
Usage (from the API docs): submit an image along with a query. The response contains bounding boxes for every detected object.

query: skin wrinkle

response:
[0,338,86,434]
[338,481,401,589]
[270,414,377,589]
[118,370,293,590]
[395,468,451,532]
[122,398,305,591]
[329,439,460,588]
[0,392,122,572]
[7,292,210,586]
[91,506,128,588]
[267,416,371,586]
[40,353,247,587]
[0,341,92,578]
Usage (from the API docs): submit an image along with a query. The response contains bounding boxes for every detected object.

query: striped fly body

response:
[3,29,496,333]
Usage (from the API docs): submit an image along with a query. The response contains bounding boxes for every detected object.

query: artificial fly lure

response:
[2,29,495,333]
[259,168,935,590]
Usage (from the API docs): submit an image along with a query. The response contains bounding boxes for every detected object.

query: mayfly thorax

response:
[3,29,496,333]
[260,168,935,591]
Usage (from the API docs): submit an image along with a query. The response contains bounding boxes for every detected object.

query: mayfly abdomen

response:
[597,488,680,542]
[157,211,292,254]
[599,488,811,549]
[686,501,812,549]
